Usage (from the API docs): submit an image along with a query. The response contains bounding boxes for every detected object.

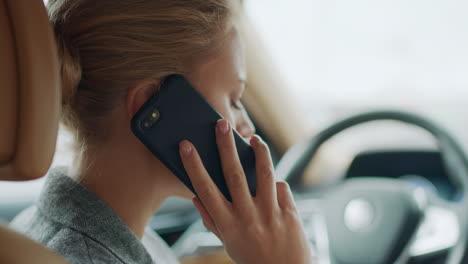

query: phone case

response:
[131,74,256,201]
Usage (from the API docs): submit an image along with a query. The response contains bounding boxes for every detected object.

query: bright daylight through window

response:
[246,0,468,152]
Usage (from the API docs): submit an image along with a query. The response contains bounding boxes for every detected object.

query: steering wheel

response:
[276,110,468,264]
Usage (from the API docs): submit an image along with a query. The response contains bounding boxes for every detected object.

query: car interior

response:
[2,0,468,264]
[0,0,66,263]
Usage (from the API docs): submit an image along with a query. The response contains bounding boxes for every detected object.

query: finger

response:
[193,197,220,237]
[250,135,277,209]
[215,119,253,209]
[180,140,230,223]
[276,181,297,211]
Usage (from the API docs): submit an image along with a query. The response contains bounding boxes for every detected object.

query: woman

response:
[11,0,312,263]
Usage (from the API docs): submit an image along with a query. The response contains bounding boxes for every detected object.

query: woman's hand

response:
[179,119,312,264]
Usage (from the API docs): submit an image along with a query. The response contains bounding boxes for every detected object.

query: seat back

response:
[0,0,66,262]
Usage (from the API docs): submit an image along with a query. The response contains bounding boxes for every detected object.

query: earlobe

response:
[126,79,158,118]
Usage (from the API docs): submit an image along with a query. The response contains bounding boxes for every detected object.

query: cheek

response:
[205,94,251,135]
[220,108,238,128]
[209,97,237,125]
[231,110,244,126]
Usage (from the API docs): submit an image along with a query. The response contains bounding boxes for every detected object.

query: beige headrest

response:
[0,0,60,181]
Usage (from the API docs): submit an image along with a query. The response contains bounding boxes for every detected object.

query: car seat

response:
[0,0,66,262]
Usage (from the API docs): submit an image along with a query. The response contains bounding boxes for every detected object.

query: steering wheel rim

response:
[276,110,468,264]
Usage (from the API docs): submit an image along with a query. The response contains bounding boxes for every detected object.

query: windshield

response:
[246,0,468,153]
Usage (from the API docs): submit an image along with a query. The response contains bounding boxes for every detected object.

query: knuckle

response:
[227,171,245,188]
[240,210,257,223]
[246,223,266,239]
[276,181,290,192]
[197,185,217,200]
[280,199,300,218]
[284,208,301,224]
[259,165,274,180]
[264,215,282,229]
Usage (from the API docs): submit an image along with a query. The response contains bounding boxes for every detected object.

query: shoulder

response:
[10,206,55,241]
[48,229,126,264]
[10,206,126,264]
[46,229,93,264]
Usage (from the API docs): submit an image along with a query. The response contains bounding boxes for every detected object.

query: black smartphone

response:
[131,74,256,201]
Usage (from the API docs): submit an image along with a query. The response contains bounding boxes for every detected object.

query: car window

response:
[245,0,468,153]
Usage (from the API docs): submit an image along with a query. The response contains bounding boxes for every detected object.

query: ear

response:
[126,79,158,118]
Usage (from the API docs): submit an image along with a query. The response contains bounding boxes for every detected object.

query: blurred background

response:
[1,1,467,263]
[246,0,468,118]
[245,0,468,153]
[2,0,468,215]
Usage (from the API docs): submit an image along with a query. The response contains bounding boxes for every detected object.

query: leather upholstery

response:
[0,0,61,181]
[0,0,67,263]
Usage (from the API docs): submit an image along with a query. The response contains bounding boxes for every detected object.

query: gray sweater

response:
[10,168,179,264]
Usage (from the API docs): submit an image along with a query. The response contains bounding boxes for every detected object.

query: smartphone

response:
[131,74,256,202]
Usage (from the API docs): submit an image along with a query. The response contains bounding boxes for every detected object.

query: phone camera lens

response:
[141,109,160,130]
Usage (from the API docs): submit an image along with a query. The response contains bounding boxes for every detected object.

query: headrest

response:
[0,0,60,181]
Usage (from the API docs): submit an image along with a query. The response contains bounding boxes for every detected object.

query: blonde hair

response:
[47,0,235,148]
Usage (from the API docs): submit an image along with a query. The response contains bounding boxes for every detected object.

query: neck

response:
[71,140,169,239]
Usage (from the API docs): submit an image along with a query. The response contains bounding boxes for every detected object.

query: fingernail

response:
[180,141,192,157]
[250,135,260,145]
[216,119,230,134]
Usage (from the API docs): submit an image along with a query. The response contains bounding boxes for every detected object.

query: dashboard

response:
[0,149,462,263]
[346,150,461,201]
